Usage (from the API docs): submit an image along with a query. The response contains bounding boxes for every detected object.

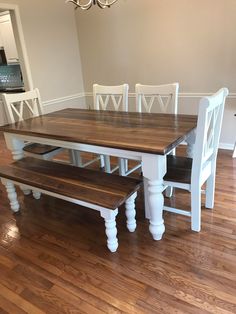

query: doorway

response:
[0,3,33,91]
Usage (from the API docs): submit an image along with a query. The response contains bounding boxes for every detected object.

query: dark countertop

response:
[0,88,25,93]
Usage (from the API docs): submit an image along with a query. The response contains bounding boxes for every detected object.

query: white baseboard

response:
[219,143,235,150]
[181,141,234,151]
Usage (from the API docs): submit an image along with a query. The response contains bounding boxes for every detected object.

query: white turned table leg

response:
[4,134,31,195]
[2,179,20,213]
[142,155,166,240]
[125,192,137,232]
[186,129,196,158]
[100,209,118,252]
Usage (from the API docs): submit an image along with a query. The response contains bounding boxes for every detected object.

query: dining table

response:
[0,108,197,240]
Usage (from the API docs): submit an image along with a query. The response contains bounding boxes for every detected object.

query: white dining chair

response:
[163,88,229,232]
[136,83,179,114]
[93,83,129,174]
[117,83,180,179]
[118,83,180,181]
[2,88,73,198]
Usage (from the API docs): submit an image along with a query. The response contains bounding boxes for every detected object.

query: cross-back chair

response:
[163,88,229,232]
[2,89,65,160]
[136,83,179,114]
[92,83,129,174]
[2,89,73,198]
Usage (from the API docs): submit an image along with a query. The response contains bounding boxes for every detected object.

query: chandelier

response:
[66,0,118,10]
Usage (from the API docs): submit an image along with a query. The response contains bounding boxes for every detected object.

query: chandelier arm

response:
[97,0,118,6]
[96,1,107,9]
[65,0,118,9]
[65,0,93,10]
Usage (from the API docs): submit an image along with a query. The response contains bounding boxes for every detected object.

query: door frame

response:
[0,3,33,90]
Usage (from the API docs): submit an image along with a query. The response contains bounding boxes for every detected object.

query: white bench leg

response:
[100,209,118,252]
[3,180,20,213]
[21,187,31,195]
[32,191,41,200]
[125,192,137,232]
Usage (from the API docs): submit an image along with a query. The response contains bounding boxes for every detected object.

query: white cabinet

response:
[0,13,18,63]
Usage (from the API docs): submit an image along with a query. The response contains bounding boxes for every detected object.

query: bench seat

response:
[0,157,142,252]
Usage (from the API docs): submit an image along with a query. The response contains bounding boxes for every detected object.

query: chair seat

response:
[164,155,192,184]
[23,143,60,155]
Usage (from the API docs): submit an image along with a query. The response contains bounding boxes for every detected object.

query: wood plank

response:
[0,157,141,209]
[23,143,59,155]
[164,155,192,184]
[0,108,197,155]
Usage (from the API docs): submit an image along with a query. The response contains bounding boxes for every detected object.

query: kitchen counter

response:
[0,88,24,93]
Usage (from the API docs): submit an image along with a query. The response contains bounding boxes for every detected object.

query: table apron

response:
[3,132,162,161]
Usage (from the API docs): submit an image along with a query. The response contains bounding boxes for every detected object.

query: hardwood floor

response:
[0,132,235,313]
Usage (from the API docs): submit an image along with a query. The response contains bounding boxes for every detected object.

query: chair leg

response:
[125,159,128,172]
[165,186,173,198]
[73,151,83,167]
[104,155,111,173]
[100,209,118,252]
[4,181,20,213]
[100,155,105,168]
[233,142,236,158]
[191,185,201,232]
[68,150,76,165]
[125,192,137,232]
[205,171,216,209]
[119,158,127,176]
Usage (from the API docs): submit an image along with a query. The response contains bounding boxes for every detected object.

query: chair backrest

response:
[135,83,179,114]
[192,88,229,182]
[2,88,43,124]
[93,84,129,112]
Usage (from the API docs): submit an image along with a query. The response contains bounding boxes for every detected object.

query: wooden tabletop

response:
[0,109,198,155]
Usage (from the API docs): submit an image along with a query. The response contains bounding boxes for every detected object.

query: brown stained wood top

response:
[0,157,142,209]
[0,108,197,155]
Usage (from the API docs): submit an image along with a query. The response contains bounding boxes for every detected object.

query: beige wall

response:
[76,0,236,147]
[1,0,85,105]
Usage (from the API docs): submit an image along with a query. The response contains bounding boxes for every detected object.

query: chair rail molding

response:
[43,93,85,107]
[42,93,86,114]
[85,92,236,99]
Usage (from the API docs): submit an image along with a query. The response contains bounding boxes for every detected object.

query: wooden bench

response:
[0,157,142,252]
